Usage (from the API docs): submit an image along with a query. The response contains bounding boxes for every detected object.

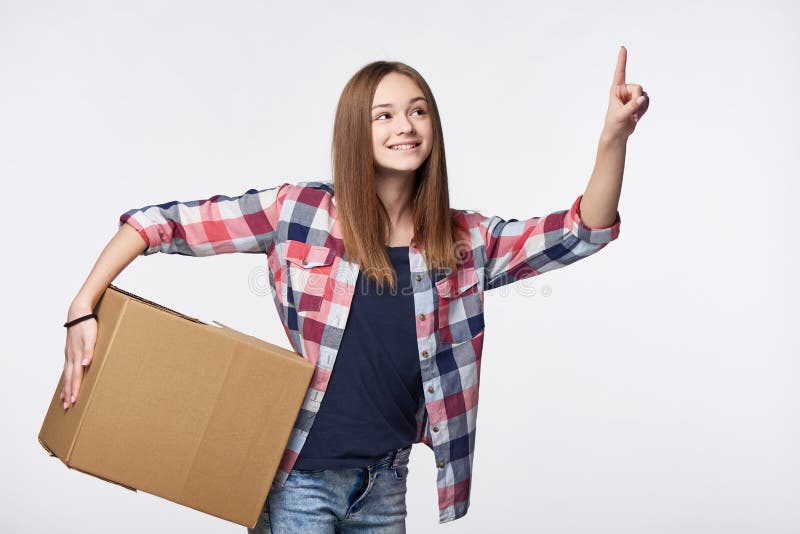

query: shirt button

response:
[415,274,422,282]
[302,258,308,266]
[437,460,445,469]
[421,350,429,358]
[427,386,434,394]
[418,313,426,321]
[432,425,439,432]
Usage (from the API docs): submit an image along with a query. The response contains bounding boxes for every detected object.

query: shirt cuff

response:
[565,194,621,245]
[118,215,157,255]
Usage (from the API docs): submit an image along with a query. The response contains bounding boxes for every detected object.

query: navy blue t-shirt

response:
[293,245,423,470]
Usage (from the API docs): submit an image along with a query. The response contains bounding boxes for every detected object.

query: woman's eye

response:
[374,109,426,121]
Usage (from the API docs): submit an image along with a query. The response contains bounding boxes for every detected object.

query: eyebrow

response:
[371,96,427,110]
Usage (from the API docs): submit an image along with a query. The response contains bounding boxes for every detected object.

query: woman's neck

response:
[375,172,415,246]
[375,174,414,224]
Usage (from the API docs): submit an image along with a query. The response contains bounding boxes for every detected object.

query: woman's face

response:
[371,72,433,179]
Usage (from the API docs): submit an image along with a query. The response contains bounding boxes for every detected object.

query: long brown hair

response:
[331,61,468,291]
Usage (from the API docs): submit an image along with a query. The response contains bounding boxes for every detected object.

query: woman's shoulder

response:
[450,206,486,227]
[276,179,337,214]
[291,178,334,193]
[281,179,335,202]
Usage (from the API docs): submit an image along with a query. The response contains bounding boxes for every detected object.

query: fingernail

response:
[71,395,75,404]
[60,391,64,400]
[636,95,645,105]
[63,401,68,410]
[82,358,89,366]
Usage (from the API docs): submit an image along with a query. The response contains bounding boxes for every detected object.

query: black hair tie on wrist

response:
[63,313,97,328]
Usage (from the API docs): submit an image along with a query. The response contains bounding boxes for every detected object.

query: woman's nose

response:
[395,116,414,134]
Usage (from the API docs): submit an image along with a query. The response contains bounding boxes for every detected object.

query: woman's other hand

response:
[602,45,650,142]
[61,303,98,410]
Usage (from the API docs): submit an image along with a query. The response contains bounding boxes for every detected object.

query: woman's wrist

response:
[68,298,95,320]
[599,129,628,149]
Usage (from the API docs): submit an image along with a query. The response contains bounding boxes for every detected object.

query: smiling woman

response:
[61,51,636,534]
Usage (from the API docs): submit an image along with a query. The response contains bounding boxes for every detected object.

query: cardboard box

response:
[38,284,314,528]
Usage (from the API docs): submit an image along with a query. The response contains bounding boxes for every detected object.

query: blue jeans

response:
[247,445,412,534]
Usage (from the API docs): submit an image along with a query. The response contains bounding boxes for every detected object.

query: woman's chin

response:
[374,167,423,179]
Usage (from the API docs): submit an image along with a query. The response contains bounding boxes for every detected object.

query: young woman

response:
[61,47,648,533]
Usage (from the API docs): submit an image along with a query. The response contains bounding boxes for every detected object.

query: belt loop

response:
[391,445,411,469]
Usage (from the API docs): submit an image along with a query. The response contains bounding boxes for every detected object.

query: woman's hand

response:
[602,46,649,142]
[61,303,98,410]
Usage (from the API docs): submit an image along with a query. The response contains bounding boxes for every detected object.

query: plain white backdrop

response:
[1,0,797,532]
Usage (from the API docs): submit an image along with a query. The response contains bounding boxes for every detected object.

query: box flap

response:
[107,284,205,325]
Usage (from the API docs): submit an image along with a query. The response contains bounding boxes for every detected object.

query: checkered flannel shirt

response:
[118,179,621,523]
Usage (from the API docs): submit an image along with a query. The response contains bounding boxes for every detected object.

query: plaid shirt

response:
[118,179,621,524]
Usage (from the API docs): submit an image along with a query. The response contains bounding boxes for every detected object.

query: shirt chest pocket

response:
[435,266,485,345]
[283,240,336,314]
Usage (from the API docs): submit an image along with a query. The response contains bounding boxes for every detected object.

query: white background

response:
[2,1,797,532]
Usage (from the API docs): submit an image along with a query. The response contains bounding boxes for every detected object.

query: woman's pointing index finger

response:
[613,45,627,88]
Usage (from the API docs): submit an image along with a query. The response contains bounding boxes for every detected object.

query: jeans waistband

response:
[373,444,412,470]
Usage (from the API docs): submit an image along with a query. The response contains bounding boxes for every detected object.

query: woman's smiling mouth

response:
[388,142,421,151]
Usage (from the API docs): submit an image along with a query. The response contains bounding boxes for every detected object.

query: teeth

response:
[390,143,418,150]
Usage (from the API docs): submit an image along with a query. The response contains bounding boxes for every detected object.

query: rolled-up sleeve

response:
[479,194,621,291]
[118,182,289,256]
